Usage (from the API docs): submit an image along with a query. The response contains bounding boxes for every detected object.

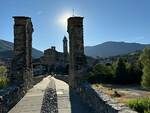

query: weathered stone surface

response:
[10,16,34,89]
[77,84,137,113]
[67,17,87,88]
[8,76,52,113]
[0,85,24,113]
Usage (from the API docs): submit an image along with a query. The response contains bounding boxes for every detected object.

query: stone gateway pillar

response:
[67,17,86,88]
[11,16,34,89]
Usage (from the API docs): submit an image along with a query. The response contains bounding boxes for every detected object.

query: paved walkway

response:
[54,78,93,113]
[9,76,52,113]
[9,76,94,113]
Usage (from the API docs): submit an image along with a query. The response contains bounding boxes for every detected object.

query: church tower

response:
[63,36,68,63]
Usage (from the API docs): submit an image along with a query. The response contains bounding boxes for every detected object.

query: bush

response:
[0,76,10,89]
[0,66,7,76]
[88,63,114,83]
[127,98,150,113]
[144,110,150,113]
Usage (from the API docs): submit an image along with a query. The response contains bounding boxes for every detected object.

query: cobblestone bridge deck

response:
[9,76,93,113]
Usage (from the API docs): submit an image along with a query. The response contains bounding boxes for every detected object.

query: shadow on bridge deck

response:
[69,88,94,113]
[8,76,94,113]
[54,77,94,113]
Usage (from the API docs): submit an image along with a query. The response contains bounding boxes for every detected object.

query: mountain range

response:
[0,39,43,59]
[85,41,150,58]
[0,39,149,59]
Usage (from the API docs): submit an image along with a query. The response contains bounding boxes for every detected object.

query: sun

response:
[58,12,72,28]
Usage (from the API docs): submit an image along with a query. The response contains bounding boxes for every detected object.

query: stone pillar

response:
[63,36,68,63]
[67,17,86,88]
[11,16,34,89]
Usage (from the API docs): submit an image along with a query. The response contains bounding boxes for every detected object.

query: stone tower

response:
[11,16,34,89]
[63,36,68,63]
[67,17,86,88]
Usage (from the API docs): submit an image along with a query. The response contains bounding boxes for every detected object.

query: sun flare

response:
[58,12,72,28]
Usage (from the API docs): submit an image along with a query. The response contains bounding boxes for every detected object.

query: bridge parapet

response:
[54,74,68,83]
[77,84,137,113]
[0,85,24,113]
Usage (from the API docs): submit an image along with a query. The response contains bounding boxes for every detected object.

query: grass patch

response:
[127,97,150,113]
[0,76,10,89]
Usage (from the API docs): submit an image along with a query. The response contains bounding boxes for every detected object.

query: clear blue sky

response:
[1,0,150,52]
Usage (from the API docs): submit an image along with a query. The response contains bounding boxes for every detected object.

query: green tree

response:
[89,64,113,83]
[0,76,10,89]
[0,66,7,76]
[140,47,150,89]
[115,58,127,83]
[90,64,110,76]
[126,62,142,84]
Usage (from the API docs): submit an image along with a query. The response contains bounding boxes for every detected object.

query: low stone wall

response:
[33,75,46,85]
[77,84,137,113]
[0,85,25,113]
[55,75,68,83]
[0,76,45,113]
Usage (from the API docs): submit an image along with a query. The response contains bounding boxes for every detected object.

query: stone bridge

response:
[0,16,93,113]
[0,16,137,113]
[8,76,94,113]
